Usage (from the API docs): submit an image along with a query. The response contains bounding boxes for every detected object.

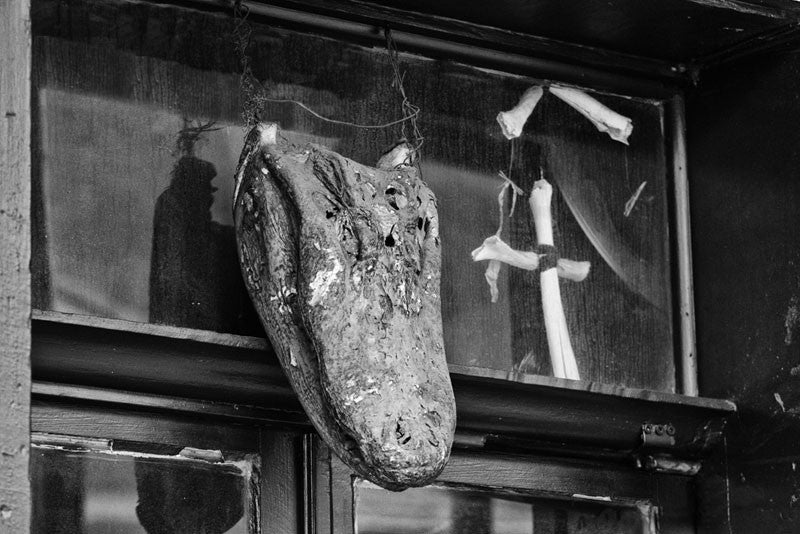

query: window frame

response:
[20,0,736,532]
[320,436,695,534]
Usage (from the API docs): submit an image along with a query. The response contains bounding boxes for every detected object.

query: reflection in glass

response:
[32,0,676,390]
[355,480,650,534]
[149,121,252,333]
[31,446,252,534]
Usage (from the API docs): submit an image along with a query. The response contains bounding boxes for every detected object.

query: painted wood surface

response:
[0,0,32,531]
[338,448,696,534]
[259,430,303,533]
[688,44,800,534]
[340,0,799,63]
[32,314,734,462]
[31,400,259,451]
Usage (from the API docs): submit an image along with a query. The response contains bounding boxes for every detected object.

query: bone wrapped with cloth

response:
[233,123,455,491]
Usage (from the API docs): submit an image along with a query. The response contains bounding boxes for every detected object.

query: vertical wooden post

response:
[0,0,32,531]
[259,430,302,534]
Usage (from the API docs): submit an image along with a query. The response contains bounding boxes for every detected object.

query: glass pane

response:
[31,0,674,391]
[31,445,253,534]
[355,480,650,534]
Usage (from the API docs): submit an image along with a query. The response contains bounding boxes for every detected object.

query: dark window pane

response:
[31,0,675,390]
[355,480,651,534]
[31,445,254,534]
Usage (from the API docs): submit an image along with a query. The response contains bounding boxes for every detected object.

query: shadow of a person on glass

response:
[149,120,259,334]
[142,121,257,533]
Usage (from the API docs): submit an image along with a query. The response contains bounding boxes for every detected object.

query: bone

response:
[233,122,278,210]
[530,179,581,380]
[471,235,590,282]
[484,260,502,303]
[549,85,633,145]
[376,141,416,170]
[496,86,544,140]
[259,122,279,145]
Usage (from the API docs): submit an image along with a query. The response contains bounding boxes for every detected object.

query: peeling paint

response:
[0,505,11,520]
[178,447,224,462]
[572,493,612,501]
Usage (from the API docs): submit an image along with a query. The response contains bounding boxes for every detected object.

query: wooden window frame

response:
[3,0,737,532]
[30,384,307,532]
[318,438,695,534]
[31,310,733,532]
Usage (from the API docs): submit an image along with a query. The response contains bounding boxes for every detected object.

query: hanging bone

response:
[496,86,543,140]
[471,177,590,380]
[233,123,455,491]
[549,85,633,144]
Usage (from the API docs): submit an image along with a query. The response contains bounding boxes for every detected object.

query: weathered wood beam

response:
[0,0,32,530]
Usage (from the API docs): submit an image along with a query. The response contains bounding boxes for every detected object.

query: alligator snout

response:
[235,123,455,491]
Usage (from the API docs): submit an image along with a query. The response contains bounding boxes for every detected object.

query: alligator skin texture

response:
[233,123,455,491]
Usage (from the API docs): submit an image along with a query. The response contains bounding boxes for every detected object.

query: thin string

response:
[253,98,418,130]
[507,138,516,182]
[232,1,420,131]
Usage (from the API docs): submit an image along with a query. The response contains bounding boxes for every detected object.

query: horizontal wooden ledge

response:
[32,381,308,425]
[32,310,736,458]
[33,309,270,350]
[449,363,736,413]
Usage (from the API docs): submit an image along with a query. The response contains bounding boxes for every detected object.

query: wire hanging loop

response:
[384,28,424,153]
[231,1,422,131]
[232,0,261,128]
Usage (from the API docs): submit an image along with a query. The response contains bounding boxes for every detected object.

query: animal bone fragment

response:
[530,179,581,380]
[549,85,633,144]
[483,259,502,303]
[496,86,544,140]
[377,140,417,170]
[471,235,590,282]
[234,123,455,491]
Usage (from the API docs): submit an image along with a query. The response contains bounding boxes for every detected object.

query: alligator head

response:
[233,123,455,490]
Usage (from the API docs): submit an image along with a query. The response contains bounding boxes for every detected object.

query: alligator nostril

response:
[395,418,413,446]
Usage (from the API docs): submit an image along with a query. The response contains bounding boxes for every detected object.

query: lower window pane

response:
[355,479,650,534]
[31,445,254,534]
